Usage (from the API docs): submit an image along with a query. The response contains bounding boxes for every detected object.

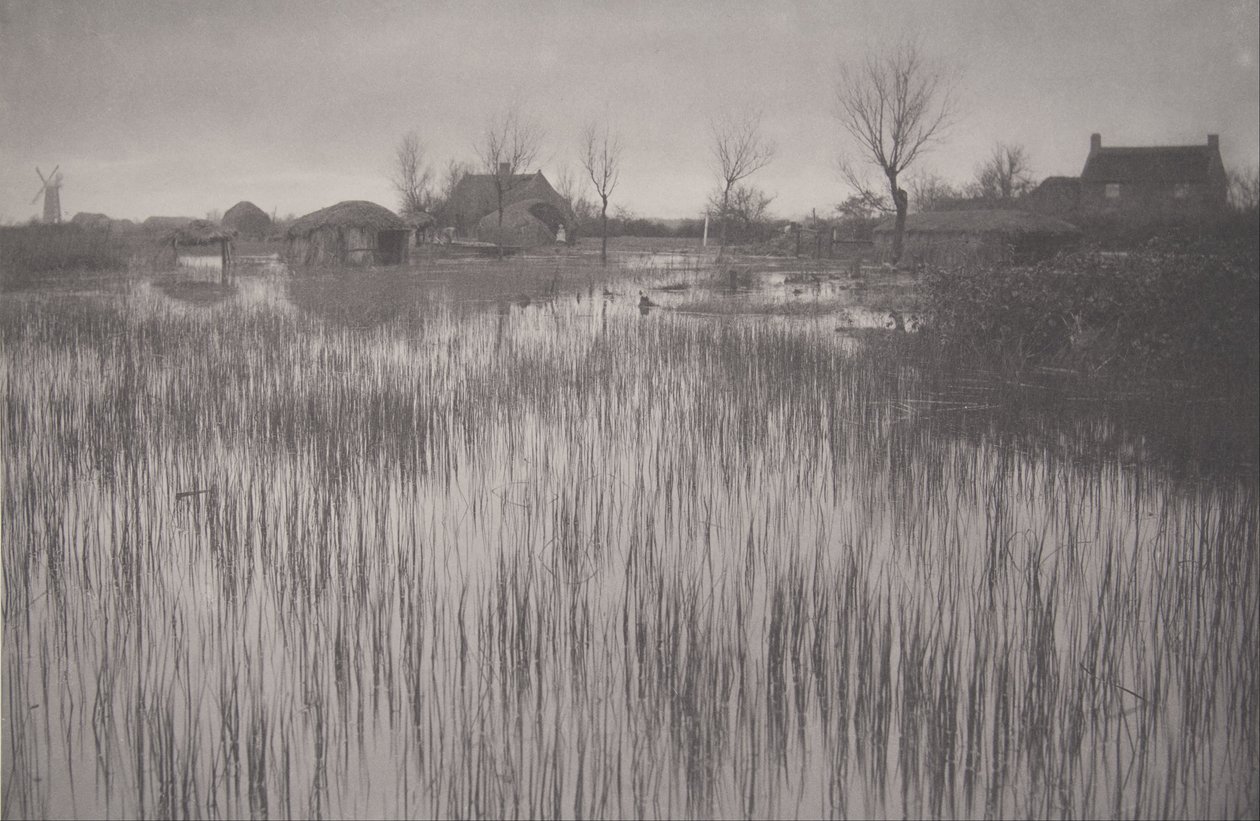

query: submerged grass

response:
[1,265,1257,819]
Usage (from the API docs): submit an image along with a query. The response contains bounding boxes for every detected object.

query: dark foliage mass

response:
[921,240,1260,381]
[0,224,129,281]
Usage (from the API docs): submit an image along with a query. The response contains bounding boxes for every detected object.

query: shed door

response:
[377,230,409,265]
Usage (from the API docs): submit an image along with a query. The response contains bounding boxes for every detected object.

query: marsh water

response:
[3,254,1257,819]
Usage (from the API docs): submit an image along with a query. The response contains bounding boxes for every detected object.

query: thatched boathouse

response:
[222,201,273,240]
[163,219,235,283]
[874,210,1080,267]
[285,201,411,267]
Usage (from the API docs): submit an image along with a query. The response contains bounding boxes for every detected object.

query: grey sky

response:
[2,0,1257,223]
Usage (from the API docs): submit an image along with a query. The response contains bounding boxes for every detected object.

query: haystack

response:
[285,200,410,267]
[476,199,567,248]
[222,201,272,240]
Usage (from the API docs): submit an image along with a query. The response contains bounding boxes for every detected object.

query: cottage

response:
[222,201,273,240]
[446,165,574,243]
[285,201,411,267]
[1027,134,1228,221]
[873,210,1080,267]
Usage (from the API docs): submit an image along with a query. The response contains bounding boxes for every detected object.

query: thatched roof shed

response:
[874,210,1080,266]
[285,200,410,267]
[163,219,234,246]
[222,201,273,240]
[71,212,112,230]
[477,199,568,248]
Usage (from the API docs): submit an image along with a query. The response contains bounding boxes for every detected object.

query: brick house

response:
[1027,133,1228,221]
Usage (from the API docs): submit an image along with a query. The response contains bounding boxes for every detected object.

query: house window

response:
[1174,183,1190,199]
[1105,183,1121,199]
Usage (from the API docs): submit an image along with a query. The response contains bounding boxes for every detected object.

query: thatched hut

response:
[476,199,568,248]
[162,219,235,282]
[71,212,112,230]
[222,201,272,240]
[285,200,410,267]
[874,210,1080,266]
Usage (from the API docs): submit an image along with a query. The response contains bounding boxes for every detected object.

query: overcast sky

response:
[2,1,1257,223]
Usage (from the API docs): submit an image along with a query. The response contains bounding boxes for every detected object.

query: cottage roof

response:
[449,171,572,223]
[164,219,234,245]
[286,201,407,237]
[873,209,1080,236]
[1081,145,1220,184]
[1032,176,1081,194]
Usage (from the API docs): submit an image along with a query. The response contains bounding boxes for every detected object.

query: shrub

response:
[920,240,1260,381]
[0,224,130,282]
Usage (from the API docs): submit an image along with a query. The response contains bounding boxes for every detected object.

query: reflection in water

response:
[2,254,1255,820]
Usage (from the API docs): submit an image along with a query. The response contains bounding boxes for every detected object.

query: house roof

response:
[873,209,1080,236]
[1081,144,1219,183]
[1032,176,1081,194]
[449,171,573,223]
[286,200,406,238]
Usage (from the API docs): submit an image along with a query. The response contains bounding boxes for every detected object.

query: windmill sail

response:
[33,166,63,224]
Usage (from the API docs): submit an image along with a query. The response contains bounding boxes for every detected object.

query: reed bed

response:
[2,273,1257,819]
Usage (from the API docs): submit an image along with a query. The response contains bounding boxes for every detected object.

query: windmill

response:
[32,166,63,224]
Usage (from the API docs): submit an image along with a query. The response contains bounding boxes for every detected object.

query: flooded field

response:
[2,255,1257,819]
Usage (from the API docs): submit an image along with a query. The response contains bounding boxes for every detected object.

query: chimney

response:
[1207,134,1219,151]
[499,162,510,176]
[1090,133,1102,153]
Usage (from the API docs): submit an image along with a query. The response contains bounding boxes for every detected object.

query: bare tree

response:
[476,107,543,253]
[1229,166,1260,213]
[710,110,776,261]
[429,158,471,227]
[554,164,596,234]
[706,184,775,242]
[554,165,580,207]
[908,172,965,213]
[392,131,433,219]
[834,39,958,262]
[580,122,624,263]
[972,142,1035,201]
